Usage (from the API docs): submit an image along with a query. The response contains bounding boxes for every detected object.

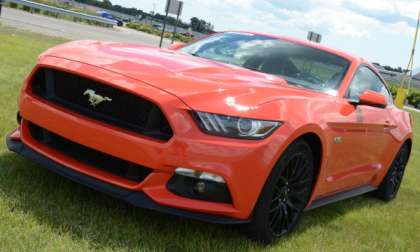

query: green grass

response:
[0,25,419,251]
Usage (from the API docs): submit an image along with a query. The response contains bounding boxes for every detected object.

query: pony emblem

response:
[83,89,112,107]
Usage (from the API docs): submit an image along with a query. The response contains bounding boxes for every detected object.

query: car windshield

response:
[181,32,350,95]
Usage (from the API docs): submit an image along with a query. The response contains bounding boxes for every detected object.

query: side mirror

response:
[358,90,387,108]
[168,42,186,50]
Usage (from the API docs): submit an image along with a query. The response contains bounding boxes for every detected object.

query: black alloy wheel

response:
[268,152,313,236]
[247,140,315,244]
[374,143,410,201]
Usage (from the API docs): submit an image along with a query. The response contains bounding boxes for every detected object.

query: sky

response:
[112,0,420,68]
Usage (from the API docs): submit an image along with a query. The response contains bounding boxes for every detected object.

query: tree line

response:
[74,0,214,33]
[372,62,409,74]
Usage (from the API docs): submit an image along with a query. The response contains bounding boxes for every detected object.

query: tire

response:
[246,140,315,244]
[374,143,410,202]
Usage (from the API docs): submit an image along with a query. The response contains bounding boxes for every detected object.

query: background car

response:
[97,11,123,27]
[152,23,163,30]
[181,31,194,37]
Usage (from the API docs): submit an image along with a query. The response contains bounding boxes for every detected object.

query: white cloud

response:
[113,0,419,67]
[276,7,375,38]
[190,0,254,9]
[185,0,416,39]
[348,0,420,20]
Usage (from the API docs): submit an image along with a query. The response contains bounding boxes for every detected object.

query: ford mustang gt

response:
[6,32,412,243]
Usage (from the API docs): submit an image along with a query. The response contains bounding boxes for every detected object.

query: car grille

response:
[28,122,152,183]
[30,68,173,141]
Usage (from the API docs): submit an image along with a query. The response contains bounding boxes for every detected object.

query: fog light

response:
[167,172,232,203]
[175,167,225,183]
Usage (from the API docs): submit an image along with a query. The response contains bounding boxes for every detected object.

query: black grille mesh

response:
[28,122,152,183]
[30,68,173,141]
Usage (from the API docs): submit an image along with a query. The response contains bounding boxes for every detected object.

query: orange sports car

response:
[6,32,413,243]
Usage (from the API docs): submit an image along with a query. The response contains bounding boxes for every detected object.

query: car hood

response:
[42,41,327,118]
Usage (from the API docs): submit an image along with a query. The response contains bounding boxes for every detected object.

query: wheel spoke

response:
[286,200,300,212]
[388,147,409,196]
[390,178,397,191]
[271,194,283,204]
[273,184,286,196]
[270,206,283,227]
[394,174,401,185]
[270,203,285,232]
[288,158,298,178]
[289,178,312,190]
[271,215,282,232]
[288,187,309,199]
[270,203,282,213]
[288,195,306,207]
[290,159,307,180]
[279,203,289,230]
[269,151,314,236]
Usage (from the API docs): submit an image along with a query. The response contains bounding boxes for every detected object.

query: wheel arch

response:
[247,129,326,223]
[403,137,413,162]
[275,123,328,204]
[272,128,327,208]
[299,133,323,194]
[248,123,329,219]
[405,138,412,152]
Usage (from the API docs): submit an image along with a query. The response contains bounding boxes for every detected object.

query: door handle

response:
[384,120,393,128]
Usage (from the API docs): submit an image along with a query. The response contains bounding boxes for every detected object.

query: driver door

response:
[346,66,395,179]
[320,66,393,195]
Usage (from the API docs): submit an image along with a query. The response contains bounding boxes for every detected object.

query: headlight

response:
[193,111,281,139]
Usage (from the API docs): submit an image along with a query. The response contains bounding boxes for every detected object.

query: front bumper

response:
[13,57,288,220]
[6,135,248,224]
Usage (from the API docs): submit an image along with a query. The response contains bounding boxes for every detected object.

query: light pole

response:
[159,2,170,48]
[395,10,420,108]
[171,2,183,44]
[159,0,183,48]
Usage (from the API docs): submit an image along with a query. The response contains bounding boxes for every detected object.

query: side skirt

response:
[305,185,377,211]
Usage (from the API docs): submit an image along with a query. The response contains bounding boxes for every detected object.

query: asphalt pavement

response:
[0,7,171,47]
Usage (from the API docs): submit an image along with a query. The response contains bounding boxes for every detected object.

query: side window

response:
[346,66,393,104]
